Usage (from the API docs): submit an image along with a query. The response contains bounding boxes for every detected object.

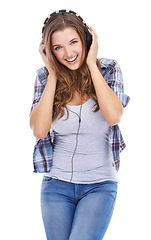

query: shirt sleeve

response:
[107,60,130,108]
[29,69,46,116]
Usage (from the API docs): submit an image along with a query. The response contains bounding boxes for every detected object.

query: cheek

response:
[77,42,83,54]
[53,52,63,62]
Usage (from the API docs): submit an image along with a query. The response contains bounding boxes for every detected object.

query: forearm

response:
[89,63,123,126]
[30,73,57,139]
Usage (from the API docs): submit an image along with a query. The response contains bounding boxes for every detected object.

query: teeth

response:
[66,55,77,62]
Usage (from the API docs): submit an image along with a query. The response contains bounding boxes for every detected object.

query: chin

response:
[67,66,80,71]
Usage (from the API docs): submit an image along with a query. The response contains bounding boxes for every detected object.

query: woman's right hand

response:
[39,40,55,75]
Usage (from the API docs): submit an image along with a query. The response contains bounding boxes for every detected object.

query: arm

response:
[88,63,123,126]
[30,73,57,139]
[87,27,123,126]
[30,41,57,139]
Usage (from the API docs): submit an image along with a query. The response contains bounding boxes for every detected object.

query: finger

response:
[40,41,45,49]
[88,26,98,39]
[39,41,45,54]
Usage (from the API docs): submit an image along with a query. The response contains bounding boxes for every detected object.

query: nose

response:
[64,47,73,58]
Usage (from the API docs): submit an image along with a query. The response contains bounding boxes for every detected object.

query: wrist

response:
[87,62,97,71]
[47,71,57,83]
[47,66,55,75]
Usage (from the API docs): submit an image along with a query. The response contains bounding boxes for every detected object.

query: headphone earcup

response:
[86,31,92,53]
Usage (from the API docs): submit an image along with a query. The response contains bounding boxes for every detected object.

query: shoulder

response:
[98,58,121,76]
[36,66,48,86]
[99,58,120,69]
[98,58,122,84]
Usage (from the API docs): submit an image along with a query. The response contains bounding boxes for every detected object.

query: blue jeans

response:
[41,177,117,240]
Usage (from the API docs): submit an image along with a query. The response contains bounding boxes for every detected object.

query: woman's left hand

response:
[86,26,98,67]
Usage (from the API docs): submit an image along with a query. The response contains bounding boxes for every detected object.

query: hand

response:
[86,26,98,67]
[39,40,55,75]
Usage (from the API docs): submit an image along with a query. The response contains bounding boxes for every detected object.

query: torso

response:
[67,90,89,106]
[45,98,117,184]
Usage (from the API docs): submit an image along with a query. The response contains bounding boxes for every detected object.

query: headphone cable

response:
[48,90,83,185]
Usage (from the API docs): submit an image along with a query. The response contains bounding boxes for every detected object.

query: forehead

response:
[51,27,79,43]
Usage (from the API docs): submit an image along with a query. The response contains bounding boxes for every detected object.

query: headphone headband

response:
[42,9,92,53]
[42,9,87,36]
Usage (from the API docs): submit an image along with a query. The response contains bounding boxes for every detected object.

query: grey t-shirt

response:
[45,98,117,184]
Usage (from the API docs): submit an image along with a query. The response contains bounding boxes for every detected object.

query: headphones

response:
[42,9,92,53]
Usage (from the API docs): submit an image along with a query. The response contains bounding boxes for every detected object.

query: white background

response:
[1,0,151,239]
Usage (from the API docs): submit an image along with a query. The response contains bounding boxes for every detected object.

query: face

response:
[51,27,83,71]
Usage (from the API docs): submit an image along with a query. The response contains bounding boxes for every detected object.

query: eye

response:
[54,46,62,51]
[71,40,78,45]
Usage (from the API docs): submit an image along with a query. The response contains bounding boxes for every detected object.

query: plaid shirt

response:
[30,58,130,173]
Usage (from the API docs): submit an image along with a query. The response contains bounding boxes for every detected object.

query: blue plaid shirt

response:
[30,58,130,173]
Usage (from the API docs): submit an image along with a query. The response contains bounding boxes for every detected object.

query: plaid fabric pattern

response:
[30,58,130,173]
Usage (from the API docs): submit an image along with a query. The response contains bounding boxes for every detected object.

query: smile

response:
[65,55,78,62]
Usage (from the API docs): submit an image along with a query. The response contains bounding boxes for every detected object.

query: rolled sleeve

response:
[107,60,130,108]
[29,68,47,116]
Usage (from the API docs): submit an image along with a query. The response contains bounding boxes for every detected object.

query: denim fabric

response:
[41,177,117,240]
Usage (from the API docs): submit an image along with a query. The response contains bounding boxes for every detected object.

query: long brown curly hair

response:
[42,12,102,121]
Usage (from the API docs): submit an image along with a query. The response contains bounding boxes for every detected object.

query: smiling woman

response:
[51,28,83,70]
[37,11,102,124]
[29,9,130,240]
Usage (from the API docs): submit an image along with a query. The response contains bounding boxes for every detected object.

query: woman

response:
[30,10,130,240]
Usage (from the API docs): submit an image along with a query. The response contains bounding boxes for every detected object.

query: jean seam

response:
[74,184,78,200]
[100,192,117,240]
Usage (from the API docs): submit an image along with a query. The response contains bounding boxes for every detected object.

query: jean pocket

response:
[43,176,53,182]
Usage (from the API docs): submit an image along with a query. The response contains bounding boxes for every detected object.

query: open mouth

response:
[65,55,78,63]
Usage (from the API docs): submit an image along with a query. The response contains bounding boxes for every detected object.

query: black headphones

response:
[42,9,92,53]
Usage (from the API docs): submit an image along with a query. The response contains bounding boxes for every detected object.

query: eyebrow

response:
[52,38,79,48]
